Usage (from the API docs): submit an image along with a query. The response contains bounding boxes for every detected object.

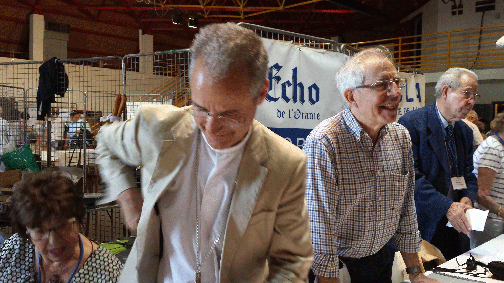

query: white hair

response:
[189,23,269,98]
[335,47,394,97]
[434,68,478,99]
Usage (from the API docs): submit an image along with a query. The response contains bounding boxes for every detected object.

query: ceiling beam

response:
[72,27,138,42]
[0,1,30,9]
[116,0,143,25]
[22,5,353,13]
[327,0,385,20]
[66,0,98,19]
[96,0,108,18]
[14,0,29,5]
[0,15,27,24]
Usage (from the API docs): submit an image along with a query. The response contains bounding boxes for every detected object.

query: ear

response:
[344,88,356,104]
[255,80,269,106]
[441,85,451,100]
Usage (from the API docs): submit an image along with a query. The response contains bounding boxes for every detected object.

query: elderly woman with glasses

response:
[471,112,504,248]
[0,170,123,282]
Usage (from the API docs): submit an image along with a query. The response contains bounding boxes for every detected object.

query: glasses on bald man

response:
[355,77,406,92]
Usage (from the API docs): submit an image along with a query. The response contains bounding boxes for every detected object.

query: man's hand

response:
[117,187,143,233]
[410,272,440,283]
[460,197,473,208]
[446,201,472,235]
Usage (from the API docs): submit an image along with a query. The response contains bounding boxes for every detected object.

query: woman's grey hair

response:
[335,47,395,97]
[434,68,478,99]
[490,112,504,133]
[189,23,269,99]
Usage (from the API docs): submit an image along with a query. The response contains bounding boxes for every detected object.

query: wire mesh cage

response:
[57,57,123,172]
[84,206,129,243]
[123,49,191,120]
[0,52,191,175]
[0,51,192,242]
[0,58,125,171]
[0,57,128,242]
[0,61,45,171]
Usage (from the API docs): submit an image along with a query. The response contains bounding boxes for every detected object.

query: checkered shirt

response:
[304,109,421,278]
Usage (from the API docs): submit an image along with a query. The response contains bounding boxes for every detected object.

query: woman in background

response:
[0,170,123,282]
[471,113,504,248]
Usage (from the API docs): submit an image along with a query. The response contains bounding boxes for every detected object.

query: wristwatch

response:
[406,265,423,274]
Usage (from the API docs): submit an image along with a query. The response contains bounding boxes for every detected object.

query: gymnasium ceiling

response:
[0,0,431,52]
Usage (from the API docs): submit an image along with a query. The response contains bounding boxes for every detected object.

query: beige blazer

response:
[96,105,313,282]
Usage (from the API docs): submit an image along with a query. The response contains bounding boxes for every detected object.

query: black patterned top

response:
[0,234,123,283]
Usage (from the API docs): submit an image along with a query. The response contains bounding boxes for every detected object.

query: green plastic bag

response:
[1,136,39,172]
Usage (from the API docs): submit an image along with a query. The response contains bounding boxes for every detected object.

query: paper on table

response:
[447,208,489,231]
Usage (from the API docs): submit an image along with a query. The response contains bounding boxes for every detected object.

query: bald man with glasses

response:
[398,67,479,261]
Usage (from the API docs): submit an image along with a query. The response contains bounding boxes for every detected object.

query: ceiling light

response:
[188,17,198,29]
[172,13,183,25]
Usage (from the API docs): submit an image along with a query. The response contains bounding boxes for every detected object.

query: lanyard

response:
[38,234,84,283]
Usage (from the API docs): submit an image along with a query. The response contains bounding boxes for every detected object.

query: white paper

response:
[446,208,489,231]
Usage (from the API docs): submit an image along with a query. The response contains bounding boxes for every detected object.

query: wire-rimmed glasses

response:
[355,77,407,92]
[191,105,245,128]
[459,90,480,101]
[27,218,77,241]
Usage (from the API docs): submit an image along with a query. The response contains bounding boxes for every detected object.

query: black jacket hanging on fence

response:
[36,57,69,120]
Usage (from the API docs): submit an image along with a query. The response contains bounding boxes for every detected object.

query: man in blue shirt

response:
[66,110,91,147]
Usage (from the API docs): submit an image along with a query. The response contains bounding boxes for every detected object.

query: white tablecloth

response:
[426,234,504,282]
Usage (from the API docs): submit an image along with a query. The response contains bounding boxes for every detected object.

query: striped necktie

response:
[445,125,457,176]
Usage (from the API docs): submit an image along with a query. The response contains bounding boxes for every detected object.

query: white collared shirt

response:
[435,102,455,131]
[157,129,251,283]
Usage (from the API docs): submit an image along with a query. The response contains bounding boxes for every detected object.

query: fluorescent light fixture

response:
[188,17,198,29]
[172,13,183,25]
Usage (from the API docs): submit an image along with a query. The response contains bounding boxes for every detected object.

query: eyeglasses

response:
[355,77,407,92]
[191,105,245,128]
[459,90,480,101]
[27,218,77,241]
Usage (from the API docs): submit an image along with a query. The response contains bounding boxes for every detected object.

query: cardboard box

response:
[0,169,22,188]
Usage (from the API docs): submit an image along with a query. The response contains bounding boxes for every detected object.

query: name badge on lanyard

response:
[451,176,467,190]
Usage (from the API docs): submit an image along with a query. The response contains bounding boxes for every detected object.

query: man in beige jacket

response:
[96,23,313,283]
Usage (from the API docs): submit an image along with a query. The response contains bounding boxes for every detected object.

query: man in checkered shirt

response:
[303,48,439,283]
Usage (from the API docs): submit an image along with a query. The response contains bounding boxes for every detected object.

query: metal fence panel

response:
[0,61,45,170]
[238,22,340,52]
[0,57,129,243]
[123,49,191,119]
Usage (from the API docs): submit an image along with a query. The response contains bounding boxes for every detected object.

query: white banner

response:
[256,39,348,148]
[397,72,425,119]
[256,39,425,148]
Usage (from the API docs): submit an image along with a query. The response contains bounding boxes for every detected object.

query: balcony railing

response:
[346,24,504,72]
